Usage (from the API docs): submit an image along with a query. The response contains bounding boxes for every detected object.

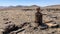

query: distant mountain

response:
[0,5,60,10]
[44,5,60,9]
[0,6,7,9]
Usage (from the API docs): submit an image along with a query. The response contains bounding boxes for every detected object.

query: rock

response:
[1,22,16,34]
[33,27,38,31]
[40,26,48,30]
[39,24,48,30]
[16,29,25,33]
[46,23,59,28]
[17,22,30,29]
[31,22,39,27]
[49,15,57,19]
[3,18,9,21]
[44,20,53,23]
[4,21,12,24]
[43,15,53,23]
[10,28,25,34]
[10,32,17,34]
[0,29,4,34]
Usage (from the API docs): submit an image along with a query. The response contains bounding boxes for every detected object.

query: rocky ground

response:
[0,5,60,34]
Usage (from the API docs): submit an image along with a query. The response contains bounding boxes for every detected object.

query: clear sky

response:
[0,0,60,6]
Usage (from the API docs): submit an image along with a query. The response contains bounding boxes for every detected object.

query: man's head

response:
[36,7,40,12]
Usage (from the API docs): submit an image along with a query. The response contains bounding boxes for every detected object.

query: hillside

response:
[43,5,60,9]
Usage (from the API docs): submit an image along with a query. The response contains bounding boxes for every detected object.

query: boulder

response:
[39,26,48,30]
[44,20,53,23]
[46,23,59,28]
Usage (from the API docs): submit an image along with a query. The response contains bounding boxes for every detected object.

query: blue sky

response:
[0,0,60,6]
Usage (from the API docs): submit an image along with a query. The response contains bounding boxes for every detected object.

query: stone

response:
[3,18,9,21]
[40,26,48,30]
[44,20,53,23]
[39,23,48,30]
[46,23,59,28]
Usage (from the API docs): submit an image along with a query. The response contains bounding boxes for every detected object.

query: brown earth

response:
[0,5,60,34]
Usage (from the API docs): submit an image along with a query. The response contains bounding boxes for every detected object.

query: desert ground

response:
[0,5,60,34]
